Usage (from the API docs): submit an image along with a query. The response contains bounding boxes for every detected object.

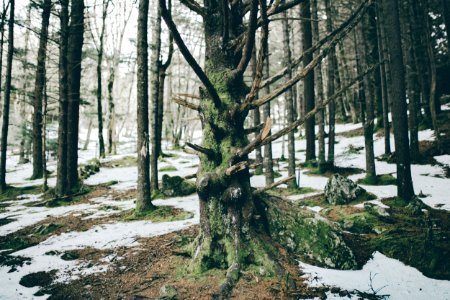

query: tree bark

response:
[282,9,297,188]
[300,0,316,162]
[0,0,14,192]
[136,0,154,212]
[56,0,69,196]
[150,0,162,191]
[325,0,336,166]
[382,0,415,201]
[66,0,85,193]
[263,47,274,185]
[31,0,52,180]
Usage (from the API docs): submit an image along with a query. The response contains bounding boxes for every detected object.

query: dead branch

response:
[186,142,215,158]
[244,123,264,134]
[254,175,296,194]
[238,117,272,157]
[260,0,369,89]
[225,161,249,176]
[173,96,200,111]
[250,0,370,109]
[180,0,206,16]
[177,93,201,100]
[160,0,222,108]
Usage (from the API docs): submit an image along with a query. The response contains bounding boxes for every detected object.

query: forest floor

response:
[1,105,450,299]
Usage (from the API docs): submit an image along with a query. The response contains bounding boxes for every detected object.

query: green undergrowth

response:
[102,156,137,168]
[357,174,397,185]
[301,161,364,178]
[268,186,318,198]
[79,159,101,180]
[123,206,194,223]
[0,185,42,202]
[160,165,178,172]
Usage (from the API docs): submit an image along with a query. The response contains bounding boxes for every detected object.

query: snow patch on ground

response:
[300,251,450,300]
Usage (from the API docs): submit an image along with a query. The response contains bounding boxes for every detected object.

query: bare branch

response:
[244,123,264,134]
[260,0,369,89]
[173,96,200,111]
[251,0,370,109]
[177,93,201,100]
[259,65,379,148]
[254,175,296,194]
[239,0,269,113]
[225,161,249,176]
[180,0,206,16]
[160,0,222,108]
[238,117,272,157]
[186,142,215,158]
[231,0,259,79]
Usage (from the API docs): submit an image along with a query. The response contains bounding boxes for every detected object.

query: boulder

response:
[161,175,196,197]
[324,174,365,205]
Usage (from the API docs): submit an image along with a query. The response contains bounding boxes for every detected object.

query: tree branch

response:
[231,0,259,79]
[173,96,200,111]
[254,175,296,194]
[186,142,215,158]
[260,0,369,89]
[160,0,222,108]
[179,0,206,16]
[225,161,249,176]
[238,117,272,157]
[251,0,370,109]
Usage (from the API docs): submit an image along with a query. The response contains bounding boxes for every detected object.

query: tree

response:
[0,0,13,192]
[301,0,316,162]
[382,0,415,201]
[31,0,52,180]
[159,0,373,295]
[136,0,154,213]
[56,0,70,196]
[66,0,85,192]
[325,0,336,166]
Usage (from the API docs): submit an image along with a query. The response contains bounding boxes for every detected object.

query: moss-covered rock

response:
[261,195,357,270]
[161,175,196,197]
[324,174,365,205]
[79,159,101,180]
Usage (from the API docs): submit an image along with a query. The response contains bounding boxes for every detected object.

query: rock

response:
[364,202,389,217]
[324,174,365,205]
[159,284,178,300]
[161,175,196,197]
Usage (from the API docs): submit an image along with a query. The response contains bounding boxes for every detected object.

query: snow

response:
[300,252,450,300]
[435,154,450,166]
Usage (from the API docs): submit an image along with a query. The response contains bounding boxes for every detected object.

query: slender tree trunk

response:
[376,3,391,155]
[31,0,51,180]
[136,0,154,212]
[0,0,13,192]
[311,0,325,172]
[43,78,48,191]
[325,0,336,166]
[301,0,316,162]
[96,0,109,159]
[56,0,69,196]
[107,65,116,155]
[66,0,85,193]
[382,0,415,201]
[282,9,297,188]
[251,48,263,175]
[358,21,376,182]
[263,49,274,185]
[442,0,450,61]
[150,0,162,191]
[83,119,93,150]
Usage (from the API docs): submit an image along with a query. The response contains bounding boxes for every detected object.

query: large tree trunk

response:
[325,0,336,166]
[150,0,162,191]
[66,0,84,193]
[96,0,108,159]
[31,0,51,180]
[136,0,154,213]
[0,0,14,192]
[56,0,69,196]
[382,0,415,201]
[301,1,316,162]
[282,9,297,188]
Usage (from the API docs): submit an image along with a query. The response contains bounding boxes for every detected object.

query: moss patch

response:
[102,156,137,168]
[0,185,42,202]
[19,271,55,288]
[123,206,194,223]
[357,174,397,186]
[267,187,318,198]
[159,165,178,172]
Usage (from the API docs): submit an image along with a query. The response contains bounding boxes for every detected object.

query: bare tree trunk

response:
[301,0,315,162]
[282,9,297,188]
[251,47,263,175]
[66,0,85,193]
[31,0,51,180]
[136,0,154,212]
[56,0,69,196]
[150,0,162,191]
[83,119,93,151]
[95,0,109,159]
[325,0,336,166]
[311,0,325,172]
[382,0,415,201]
[107,65,116,155]
[0,0,14,192]
[263,48,274,185]
[43,78,48,191]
